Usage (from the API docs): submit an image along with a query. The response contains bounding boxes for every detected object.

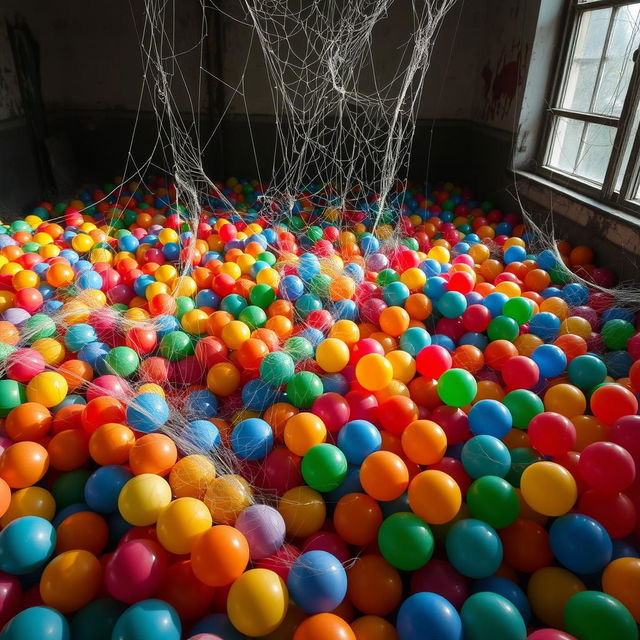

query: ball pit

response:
[0,176,636,639]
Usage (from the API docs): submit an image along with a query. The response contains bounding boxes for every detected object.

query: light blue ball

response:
[1,606,69,640]
[531,344,567,378]
[400,327,432,356]
[396,592,463,640]
[468,400,512,438]
[126,392,170,432]
[111,600,181,640]
[231,418,274,461]
[337,420,382,465]
[184,420,221,450]
[0,516,56,574]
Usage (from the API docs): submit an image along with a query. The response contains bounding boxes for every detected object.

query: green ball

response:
[402,237,419,251]
[238,305,267,330]
[286,371,323,408]
[503,389,544,429]
[175,296,195,319]
[601,319,635,350]
[104,346,140,377]
[466,476,520,529]
[502,297,534,325]
[250,283,276,308]
[309,274,331,299]
[550,264,571,284]
[10,220,31,233]
[487,315,520,341]
[307,226,323,242]
[568,354,607,390]
[71,598,128,640]
[0,380,26,417]
[378,512,434,571]
[124,210,138,226]
[24,314,57,342]
[52,469,90,509]
[0,343,16,361]
[505,447,543,488]
[159,331,195,361]
[377,269,400,286]
[301,444,348,492]
[260,351,295,387]
[257,251,276,267]
[22,242,40,253]
[564,591,638,640]
[461,592,527,640]
[437,368,477,407]
[221,294,247,318]
[284,337,315,363]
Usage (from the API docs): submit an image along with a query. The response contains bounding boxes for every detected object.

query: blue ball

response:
[118,235,140,253]
[468,400,512,438]
[75,270,103,290]
[84,466,133,513]
[0,516,56,574]
[325,465,362,504]
[504,245,526,264]
[400,327,432,356]
[154,315,180,338]
[424,276,447,299]
[195,289,220,309]
[242,378,281,411]
[549,514,612,574]
[78,341,109,373]
[1,606,69,640]
[220,294,247,317]
[184,389,218,420]
[446,519,503,578]
[279,275,305,301]
[458,332,488,350]
[529,312,561,340]
[64,323,98,352]
[295,293,323,318]
[560,282,589,306]
[604,350,634,378]
[383,281,410,306]
[111,600,181,640]
[396,592,463,640]
[126,393,170,432]
[231,418,274,461]
[531,344,567,378]
[420,259,442,277]
[321,373,349,395]
[337,420,382,465]
[536,249,557,271]
[472,577,531,623]
[461,435,511,479]
[333,299,358,321]
[287,551,347,614]
[437,291,467,318]
[183,420,220,450]
[483,292,508,318]
[430,334,456,351]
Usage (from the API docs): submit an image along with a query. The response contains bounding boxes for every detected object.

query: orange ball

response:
[55,510,109,554]
[0,321,19,346]
[5,402,52,441]
[351,616,399,640]
[360,451,409,502]
[602,557,640,621]
[57,359,94,392]
[47,429,89,471]
[543,383,586,418]
[0,441,49,488]
[129,433,178,476]
[452,345,484,374]
[191,524,250,587]
[401,420,447,466]
[347,555,402,616]
[89,422,136,465]
[484,340,518,371]
[169,454,216,499]
[500,518,553,573]
[334,493,383,546]
[263,402,298,440]
[569,245,594,266]
[81,397,126,435]
[405,293,432,321]
[46,262,74,287]
[407,470,461,525]
[284,413,327,456]
[0,478,11,519]
[294,613,356,640]
[379,307,410,337]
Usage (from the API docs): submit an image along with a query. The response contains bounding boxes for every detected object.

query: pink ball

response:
[259,446,302,496]
[528,412,576,456]
[107,284,135,305]
[410,558,468,610]
[86,374,131,401]
[311,393,350,432]
[0,572,21,626]
[6,348,45,383]
[610,415,640,464]
[355,282,382,304]
[188,635,224,640]
[100,268,121,292]
[527,631,577,640]
[350,338,385,365]
[452,254,474,267]
[578,441,636,493]
[105,539,168,603]
[360,298,387,324]
[627,333,640,361]
[430,406,470,445]
[346,390,379,423]
[302,531,350,565]
[90,308,120,345]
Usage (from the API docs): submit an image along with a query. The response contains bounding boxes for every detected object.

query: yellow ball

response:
[220,262,242,280]
[204,474,253,525]
[386,350,416,384]
[0,291,14,313]
[124,308,149,322]
[171,275,197,297]
[503,237,526,250]
[256,267,280,288]
[329,319,360,346]
[137,383,166,397]
[31,339,66,367]
[222,321,251,350]
[400,267,427,291]
[1,486,56,526]
[77,289,106,309]
[118,474,172,526]
[24,215,43,228]
[72,234,94,253]
[12,270,39,290]
[156,497,213,554]
[26,371,68,407]
[182,309,209,335]
[61,300,90,324]
[158,228,179,245]
[278,486,326,538]
[356,353,393,391]
[559,316,592,339]
[1,263,22,277]
[495,281,521,298]
[32,232,53,246]
[237,254,256,274]
[145,281,169,301]
[90,248,112,264]
[207,362,241,396]
[40,245,60,259]
[528,567,586,628]
[155,265,178,283]
[428,246,450,264]
[520,461,577,516]
[227,569,288,637]
[169,455,216,500]
[315,338,350,373]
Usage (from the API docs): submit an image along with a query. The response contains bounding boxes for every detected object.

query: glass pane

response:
[560,8,612,113]
[546,116,615,185]
[593,5,640,117]
[616,98,640,192]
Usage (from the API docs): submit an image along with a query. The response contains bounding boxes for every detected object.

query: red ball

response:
[410,558,468,610]
[448,271,474,295]
[590,384,638,425]
[13,288,43,312]
[346,391,379,423]
[349,339,385,366]
[311,393,350,432]
[430,406,470,445]
[578,489,637,539]
[126,327,158,355]
[256,543,300,582]
[259,446,302,496]
[194,337,228,369]
[157,560,216,620]
[501,355,539,390]
[428,457,472,496]
[610,415,640,465]
[579,442,636,493]
[416,345,452,379]
[378,396,418,436]
[302,532,350,565]
[528,412,576,456]
[462,305,492,332]
[5,348,45,383]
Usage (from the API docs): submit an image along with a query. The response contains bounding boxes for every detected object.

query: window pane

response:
[593,5,640,117]
[560,8,612,113]
[546,116,615,185]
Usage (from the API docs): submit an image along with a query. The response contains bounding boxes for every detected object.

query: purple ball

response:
[0,236,17,248]
[235,504,286,560]
[366,253,388,271]
[2,308,31,326]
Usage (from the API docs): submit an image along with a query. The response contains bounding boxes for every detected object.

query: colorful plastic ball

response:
[445,518,503,578]
[231,418,273,461]
[602,557,640,622]
[203,474,252,525]
[301,443,348,492]
[378,512,434,571]
[5,348,46,383]
[284,413,327,456]
[25,372,68,407]
[118,474,172,526]
[467,475,519,529]
[396,592,463,640]
[549,514,612,574]
[579,441,636,493]
[311,393,350,432]
[1,606,70,640]
[468,399,512,438]
[39,549,102,613]
[0,441,49,488]
[0,380,25,418]
[472,576,531,623]
[350,615,398,640]
[70,598,128,640]
[111,599,182,640]
[564,591,637,640]
[105,539,168,603]
[460,591,526,640]
[293,613,355,640]
[104,346,140,377]
[191,525,250,587]
[502,356,539,390]
[286,371,324,408]
[503,389,544,429]
[125,393,170,433]
[333,494,382,547]
[355,354,393,391]
[408,470,461,525]
[590,383,638,425]
[234,504,285,561]
[567,354,607,390]
[415,344,452,379]
[260,351,295,386]
[461,435,511,479]
[360,451,409,502]
[531,344,567,378]
[156,497,212,554]
[527,412,576,456]
[227,568,288,637]
[0,515,55,574]
[336,420,381,465]
[401,419,447,465]
[520,461,577,517]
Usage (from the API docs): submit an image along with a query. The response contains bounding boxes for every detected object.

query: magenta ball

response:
[302,531,350,565]
[235,504,286,561]
[105,539,168,603]
[6,348,45,383]
[430,406,470,445]
[170,356,204,386]
[346,390,379,423]
[578,441,636,493]
[610,415,640,464]
[86,375,131,401]
[107,284,135,305]
[0,572,21,626]
[527,631,578,640]
[311,393,350,433]
[410,558,468,610]
[361,299,387,325]
[188,636,224,640]
[260,447,302,496]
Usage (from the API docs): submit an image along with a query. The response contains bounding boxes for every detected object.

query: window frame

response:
[537,0,640,215]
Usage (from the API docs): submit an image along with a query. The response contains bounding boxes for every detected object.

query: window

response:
[541,0,640,212]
